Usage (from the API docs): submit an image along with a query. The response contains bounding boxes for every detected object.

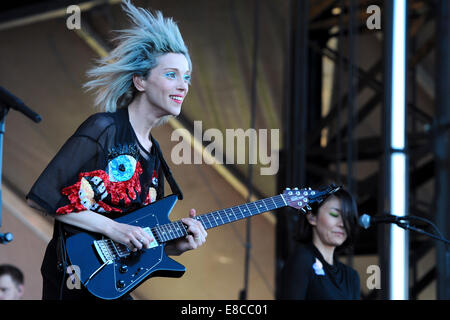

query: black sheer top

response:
[27,107,164,219]
[26,107,170,294]
[281,242,361,300]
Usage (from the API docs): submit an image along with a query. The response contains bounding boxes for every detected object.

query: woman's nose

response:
[177,79,188,92]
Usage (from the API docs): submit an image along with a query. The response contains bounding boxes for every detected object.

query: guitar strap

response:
[150,135,184,200]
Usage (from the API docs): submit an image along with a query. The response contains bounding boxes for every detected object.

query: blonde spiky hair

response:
[84,0,191,112]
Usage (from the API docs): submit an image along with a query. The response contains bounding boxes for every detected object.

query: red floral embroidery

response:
[56,170,121,215]
[56,162,144,215]
[109,161,143,206]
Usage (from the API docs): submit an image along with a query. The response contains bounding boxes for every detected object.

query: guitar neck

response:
[151,195,287,243]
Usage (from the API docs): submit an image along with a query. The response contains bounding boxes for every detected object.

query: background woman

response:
[281,187,360,300]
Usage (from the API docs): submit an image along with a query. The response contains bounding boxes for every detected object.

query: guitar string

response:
[151,195,287,243]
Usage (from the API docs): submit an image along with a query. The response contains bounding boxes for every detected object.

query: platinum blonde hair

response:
[84,0,192,112]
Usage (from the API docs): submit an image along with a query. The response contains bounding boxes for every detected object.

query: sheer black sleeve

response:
[280,246,313,299]
[26,114,114,216]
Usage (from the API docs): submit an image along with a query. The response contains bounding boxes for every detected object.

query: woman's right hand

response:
[106,221,155,252]
[53,210,154,252]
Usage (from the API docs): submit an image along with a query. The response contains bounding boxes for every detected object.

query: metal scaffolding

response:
[276,0,447,300]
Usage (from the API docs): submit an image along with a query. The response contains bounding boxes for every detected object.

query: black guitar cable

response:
[57,222,69,300]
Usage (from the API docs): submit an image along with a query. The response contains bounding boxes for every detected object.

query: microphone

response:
[0,232,14,244]
[358,214,399,229]
[0,86,42,123]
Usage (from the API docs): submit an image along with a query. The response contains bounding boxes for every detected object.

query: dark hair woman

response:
[281,187,361,300]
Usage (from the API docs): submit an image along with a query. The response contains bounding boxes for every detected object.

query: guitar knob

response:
[119,265,128,273]
[117,280,125,289]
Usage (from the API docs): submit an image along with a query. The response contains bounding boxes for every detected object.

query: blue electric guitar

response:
[64,185,340,299]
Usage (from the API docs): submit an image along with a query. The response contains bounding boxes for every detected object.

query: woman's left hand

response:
[164,208,207,256]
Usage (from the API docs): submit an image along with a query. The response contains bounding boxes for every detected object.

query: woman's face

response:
[308,195,347,248]
[138,53,191,117]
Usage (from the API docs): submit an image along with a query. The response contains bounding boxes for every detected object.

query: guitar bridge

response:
[93,239,125,264]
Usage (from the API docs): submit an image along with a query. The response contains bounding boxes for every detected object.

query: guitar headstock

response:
[282,184,341,214]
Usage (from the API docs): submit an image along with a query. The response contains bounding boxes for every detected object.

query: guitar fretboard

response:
[151,195,287,243]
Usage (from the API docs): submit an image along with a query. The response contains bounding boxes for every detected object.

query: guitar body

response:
[65,195,185,300]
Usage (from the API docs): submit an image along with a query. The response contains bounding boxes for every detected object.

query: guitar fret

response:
[232,207,240,221]
[168,224,177,241]
[261,199,269,211]
[215,211,225,226]
[171,223,181,238]
[237,205,244,219]
[279,194,288,206]
[176,221,188,237]
[160,225,169,242]
[225,208,232,222]
[206,213,214,228]
[270,196,278,210]
[211,212,218,226]
[195,216,207,230]
[166,224,176,241]
[157,225,165,241]
[208,213,217,228]
[243,204,249,217]
[270,197,279,210]
[203,214,213,229]
[248,202,258,215]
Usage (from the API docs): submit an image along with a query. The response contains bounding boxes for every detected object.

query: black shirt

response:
[281,242,360,300]
[27,106,164,217]
[26,107,166,299]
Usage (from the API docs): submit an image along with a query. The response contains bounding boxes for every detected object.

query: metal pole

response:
[435,0,450,300]
[239,0,260,300]
[275,0,309,299]
[384,0,409,300]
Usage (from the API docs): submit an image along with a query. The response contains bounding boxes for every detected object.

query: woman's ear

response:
[306,213,317,226]
[132,74,146,92]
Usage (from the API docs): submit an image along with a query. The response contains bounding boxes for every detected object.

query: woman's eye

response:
[164,72,177,79]
[329,212,339,218]
[183,74,191,83]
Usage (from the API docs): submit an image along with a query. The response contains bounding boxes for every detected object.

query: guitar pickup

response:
[142,227,159,249]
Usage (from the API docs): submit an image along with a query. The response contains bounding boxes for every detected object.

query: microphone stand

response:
[391,216,450,246]
[0,103,10,244]
[0,87,41,244]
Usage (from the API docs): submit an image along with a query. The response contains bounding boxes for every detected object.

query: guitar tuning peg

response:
[294,187,298,190]
[306,205,312,211]
[285,187,291,190]
[300,208,306,213]
[308,187,312,190]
